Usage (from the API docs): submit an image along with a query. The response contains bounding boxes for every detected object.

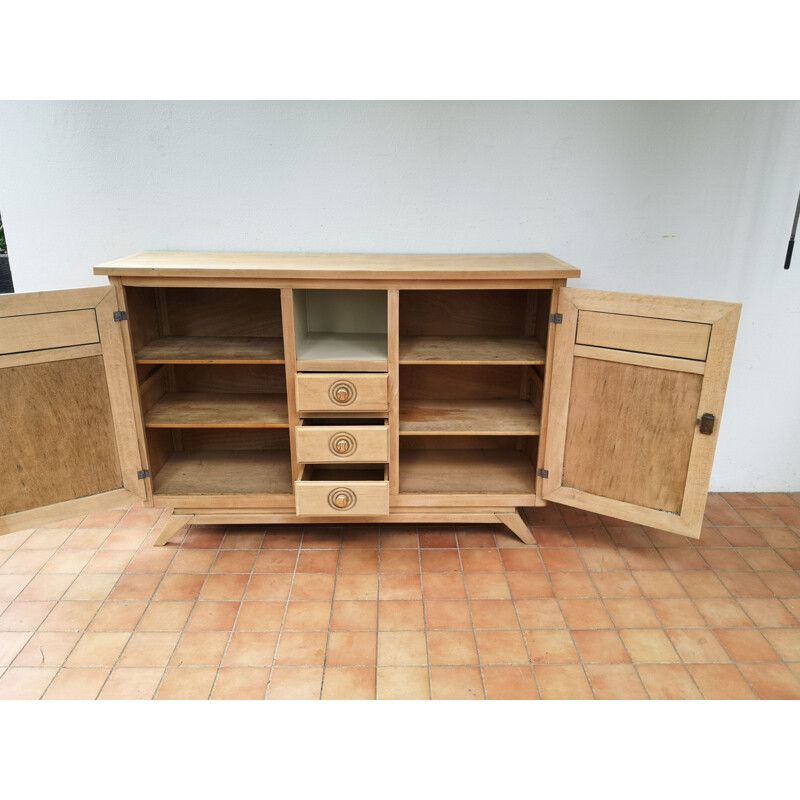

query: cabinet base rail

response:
[152,508,536,546]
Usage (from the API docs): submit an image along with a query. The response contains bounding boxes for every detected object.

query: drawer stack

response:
[294,372,390,515]
[289,287,391,516]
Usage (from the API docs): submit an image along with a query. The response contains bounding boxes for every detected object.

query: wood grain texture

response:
[399,450,536,495]
[160,511,508,526]
[0,343,102,369]
[496,511,536,544]
[387,289,400,495]
[153,450,292,495]
[543,288,740,537]
[0,357,122,515]
[0,309,98,355]
[0,489,137,536]
[0,287,107,317]
[136,336,285,363]
[576,310,711,360]
[295,465,389,516]
[173,363,287,394]
[144,393,289,428]
[399,399,540,434]
[572,344,705,375]
[399,336,545,364]
[562,357,702,514]
[164,287,283,337]
[280,288,302,481]
[295,372,388,413]
[153,514,194,547]
[180,428,290,451]
[112,282,154,501]
[296,423,389,463]
[96,284,148,499]
[399,364,522,402]
[399,289,530,337]
[94,251,581,281]
[123,286,161,353]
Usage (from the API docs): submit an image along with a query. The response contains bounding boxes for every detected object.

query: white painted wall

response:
[0,101,798,491]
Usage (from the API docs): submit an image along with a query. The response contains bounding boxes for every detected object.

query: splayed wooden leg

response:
[153,514,194,547]
[495,509,536,545]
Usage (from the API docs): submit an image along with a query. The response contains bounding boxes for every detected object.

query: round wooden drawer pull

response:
[329,380,357,406]
[329,432,357,457]
[328,487,356,511]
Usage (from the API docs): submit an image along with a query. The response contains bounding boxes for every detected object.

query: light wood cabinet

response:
[0,253,740,546]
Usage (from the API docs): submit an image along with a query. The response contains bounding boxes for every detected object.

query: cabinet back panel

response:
[0,357,121,515]
[296,289,387,334]
[400,364,522,400]
[562,357,701,513]
[165,288,283,337]
[400,290,529,336]
[173,364,287,394]
[180,429,290,451]
[399,435,524,451]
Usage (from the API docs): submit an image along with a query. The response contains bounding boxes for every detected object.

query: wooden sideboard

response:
[0,252,740,545]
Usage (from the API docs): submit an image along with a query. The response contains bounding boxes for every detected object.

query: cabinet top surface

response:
[93,251,581,281]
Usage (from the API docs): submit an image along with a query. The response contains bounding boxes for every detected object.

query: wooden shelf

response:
[399,336,545,364]
[399,450,536,494]
[399,399,541,435]
[136,336,284,364]
[144,393,289,428]
[153,450,292,495]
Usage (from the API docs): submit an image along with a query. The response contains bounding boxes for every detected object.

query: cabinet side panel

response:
[0,357,122,515]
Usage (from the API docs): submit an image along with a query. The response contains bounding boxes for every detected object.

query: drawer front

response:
[296,424,389,463]
[295,479,389,516]
[295,373,388,413]
[576,310,711,361]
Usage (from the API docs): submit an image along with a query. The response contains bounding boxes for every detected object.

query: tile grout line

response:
[544,503,598,699]
[33,508,160,699]
[263,525,306,699]
[495,520,542,699]
[93,511,179,699]
[453,523,487,700]
[207,524,267,700]
[571,514,650,699]
[317,524,344,700]
[148,522,223,700]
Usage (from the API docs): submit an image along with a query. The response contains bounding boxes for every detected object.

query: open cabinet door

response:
[0,286,145,535]
[542,288,740,538]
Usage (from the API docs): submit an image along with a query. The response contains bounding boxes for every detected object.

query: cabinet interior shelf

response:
[399,450,536,494]
[399,399,541,435]
[295,332,388,370]
[144,392,289,428]
[153,450,293,495]
[399,336,545,364]
[135,336,285,364]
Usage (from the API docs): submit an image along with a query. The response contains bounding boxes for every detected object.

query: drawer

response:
[295,372,388,413]
[296,418,389,463]
[295,464,389,516]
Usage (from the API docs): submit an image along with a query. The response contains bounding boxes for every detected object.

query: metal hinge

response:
[697,413,715,435]
[537,468,549,479]
[550,313,563,324]
[113,310,127,322]
[137,469,150,479]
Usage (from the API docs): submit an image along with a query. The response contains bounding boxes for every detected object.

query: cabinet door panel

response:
[0,286,143,534]
[542,288,740,538]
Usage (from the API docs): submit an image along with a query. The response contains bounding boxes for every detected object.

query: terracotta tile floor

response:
[1,492,800,700]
